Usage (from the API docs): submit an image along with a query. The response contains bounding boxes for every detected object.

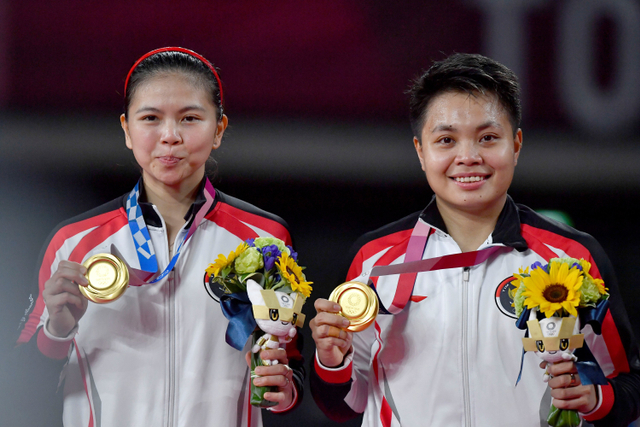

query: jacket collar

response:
[419,195,528,252]
[136,177,211,228]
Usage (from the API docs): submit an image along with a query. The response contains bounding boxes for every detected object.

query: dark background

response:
[1,1,640,426]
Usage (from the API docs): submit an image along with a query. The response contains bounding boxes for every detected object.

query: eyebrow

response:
[134,105,207,115]
[431,124,455,133]
[476,120,504,131]
[430,120,504,133]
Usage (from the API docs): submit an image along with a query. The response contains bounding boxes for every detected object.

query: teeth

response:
[455,176,484,183]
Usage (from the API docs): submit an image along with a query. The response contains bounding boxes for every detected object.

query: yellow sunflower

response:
[522,261,583,317]
[206,242,248,277]
[578,259,607,295]
[276,251,313,298]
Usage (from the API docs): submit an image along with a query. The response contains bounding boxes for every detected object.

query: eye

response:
[292,313,298,325]
[141,115,158,122]
[183,115,199,122]
[438,136,454,144]
[559,339,569,351]
[536,341,545,352]
[269,309,279,321]
[480,135,496,142]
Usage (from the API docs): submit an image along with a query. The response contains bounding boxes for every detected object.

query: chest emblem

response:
[495,276,519,319]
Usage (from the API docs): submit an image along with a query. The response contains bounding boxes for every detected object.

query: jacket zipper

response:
[155,206,177,427]
[462,266,471,427]
[168,269,176,427]
[167,229,181,427]
[167,226,188,427]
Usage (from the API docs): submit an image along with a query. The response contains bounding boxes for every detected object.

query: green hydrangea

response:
[551,257,579,267]
[235,247,264,274]
[513,280,528,318]
[580,277,602,307]
[253,237,288,253]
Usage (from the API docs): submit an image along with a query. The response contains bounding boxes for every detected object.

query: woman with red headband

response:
[11,48,303,426]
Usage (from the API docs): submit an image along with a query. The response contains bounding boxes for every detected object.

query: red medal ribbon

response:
[370,219,512,314]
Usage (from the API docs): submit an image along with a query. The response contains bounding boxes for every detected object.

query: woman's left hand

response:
[246,348,295,410]
[541,360,597,413]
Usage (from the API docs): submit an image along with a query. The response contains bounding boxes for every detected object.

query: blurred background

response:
[1,0,640,426]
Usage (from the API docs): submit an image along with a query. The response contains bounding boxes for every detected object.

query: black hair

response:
[408,53,521,140]
[124,50,223,120]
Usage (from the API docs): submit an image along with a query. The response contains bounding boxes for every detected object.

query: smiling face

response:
[121,72,227,193]
[414,90,522,219]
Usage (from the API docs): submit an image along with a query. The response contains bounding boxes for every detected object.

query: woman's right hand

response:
[310,298,353,368]
[42,261,89,338]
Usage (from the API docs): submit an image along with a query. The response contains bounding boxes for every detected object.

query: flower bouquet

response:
[205,237,312,408]
[511,257,609,427]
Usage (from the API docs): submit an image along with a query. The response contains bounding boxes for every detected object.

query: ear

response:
[212,114,228,150]
[246,279,265,305]
[121,114,133,150]
[413,136,426,172]
[513,129,523,166]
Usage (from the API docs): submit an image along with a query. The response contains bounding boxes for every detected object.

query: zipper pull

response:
[463,267,470,283]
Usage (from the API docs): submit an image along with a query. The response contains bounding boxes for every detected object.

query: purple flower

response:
[531,261,547,272]
[286,245,298,262]
[261,244,281,271]
[245,238,255,247]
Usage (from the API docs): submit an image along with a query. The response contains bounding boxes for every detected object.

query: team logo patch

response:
[495,276,519,319]
[204,271,225,303]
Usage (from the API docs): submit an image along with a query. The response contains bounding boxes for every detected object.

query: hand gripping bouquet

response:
[511,258,610,427]
[205,237,312,408]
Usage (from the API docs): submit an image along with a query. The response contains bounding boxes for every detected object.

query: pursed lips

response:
[157,156,182,166]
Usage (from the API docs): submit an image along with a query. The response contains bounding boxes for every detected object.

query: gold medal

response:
[328,281,378,332]
[79,254,129,303]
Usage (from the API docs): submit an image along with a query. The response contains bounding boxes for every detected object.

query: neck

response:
[436,196,506,252]
[143,178,201,216]
[142,173,203,248]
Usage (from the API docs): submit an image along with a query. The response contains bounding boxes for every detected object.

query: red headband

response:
[124,47,223,105]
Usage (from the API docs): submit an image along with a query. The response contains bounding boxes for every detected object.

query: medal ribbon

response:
[370,219,512,314]
[125,178,216,284]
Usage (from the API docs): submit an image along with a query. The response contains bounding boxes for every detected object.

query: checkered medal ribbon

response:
[125,179,216,284]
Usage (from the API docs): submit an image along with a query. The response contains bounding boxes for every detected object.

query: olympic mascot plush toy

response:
[247,279,305,365]
[522,312,584,381]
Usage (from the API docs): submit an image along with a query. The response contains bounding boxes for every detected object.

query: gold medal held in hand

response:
[79,254,129,303]
[328,281,378,332]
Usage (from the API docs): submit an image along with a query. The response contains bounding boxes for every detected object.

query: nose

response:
[456,141,482,165]
[161,121,182,145]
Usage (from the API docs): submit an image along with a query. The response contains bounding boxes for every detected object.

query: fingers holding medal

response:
[311,281,378,368]
[328,281,378,332]
[43,253,130,337]
[43,260,90,337]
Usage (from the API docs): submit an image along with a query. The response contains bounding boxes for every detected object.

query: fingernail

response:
[334,304,342,312]
[342,319,350,327]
